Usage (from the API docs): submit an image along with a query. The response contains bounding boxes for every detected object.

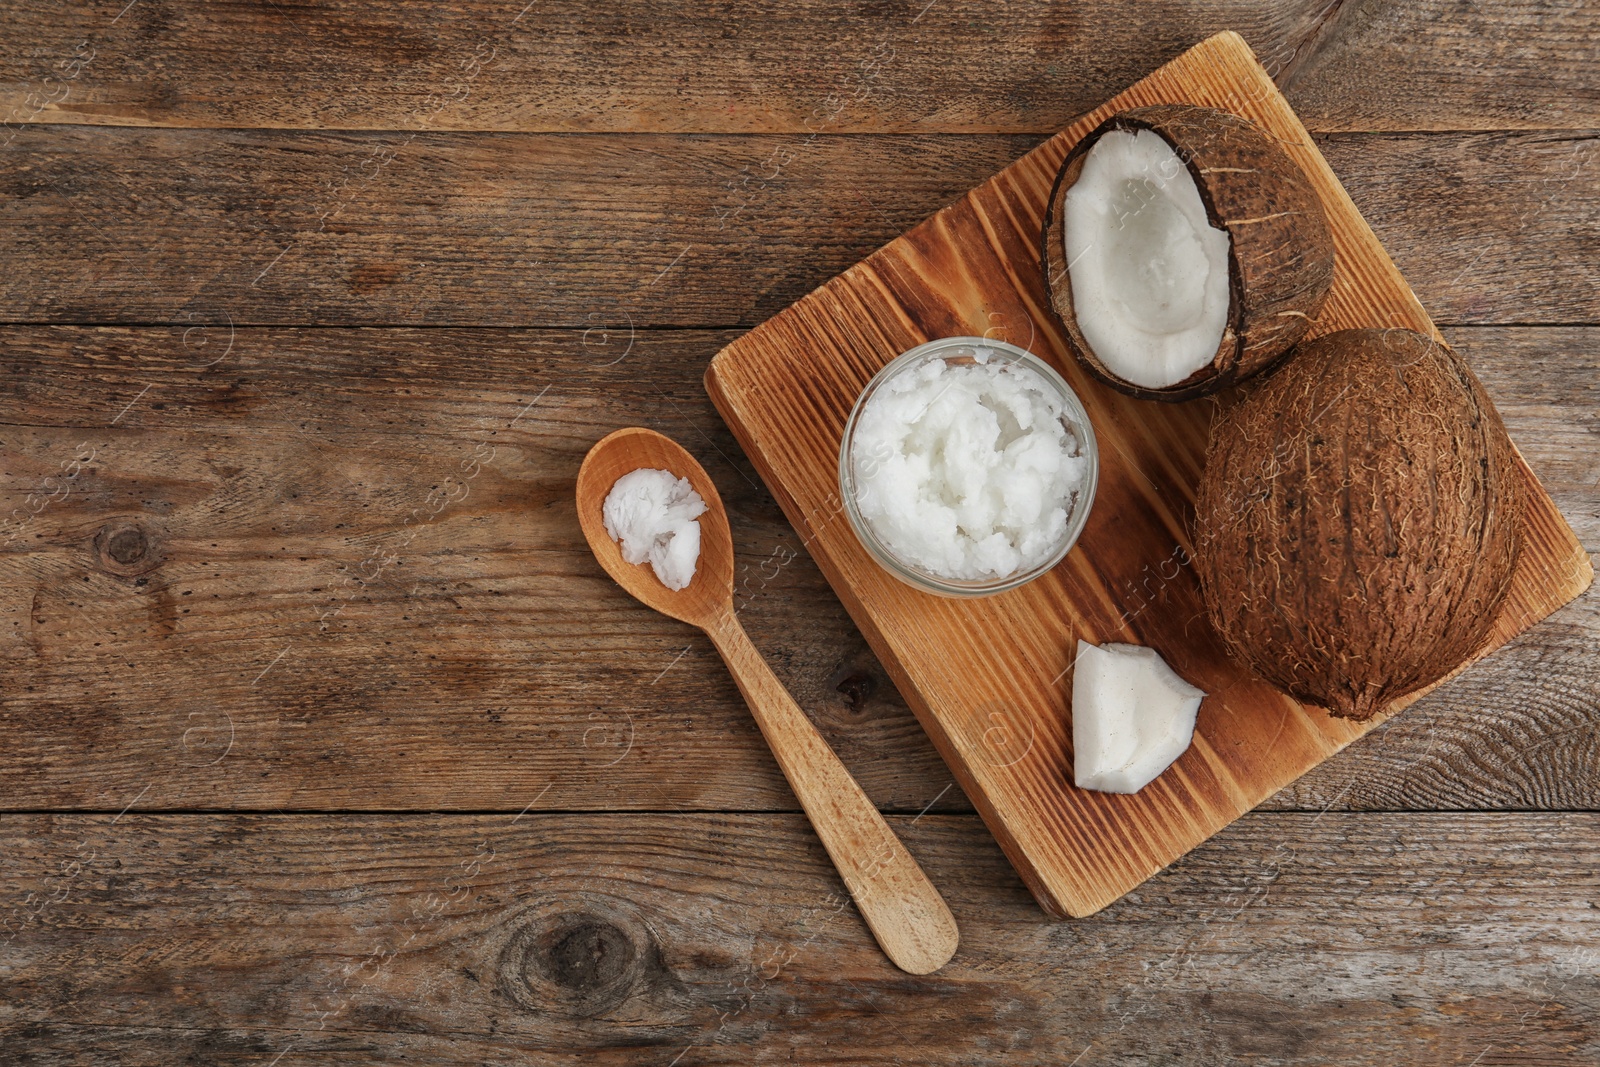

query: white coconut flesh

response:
[1072,640,1206,794]
[1062,129,1232,390]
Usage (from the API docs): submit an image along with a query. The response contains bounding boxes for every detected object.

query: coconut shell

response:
[1041,104,1335,402]
[1193,328,1524,721]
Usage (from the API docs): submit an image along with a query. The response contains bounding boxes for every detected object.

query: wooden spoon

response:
[576,427,959,975]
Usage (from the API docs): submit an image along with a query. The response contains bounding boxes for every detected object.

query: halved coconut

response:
[1041,105,1335,401]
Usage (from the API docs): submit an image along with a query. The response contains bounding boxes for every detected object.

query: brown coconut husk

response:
[1193,328,1524,721]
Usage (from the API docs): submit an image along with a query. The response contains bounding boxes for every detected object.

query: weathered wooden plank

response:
[1,812,1596,1063]
[0,125,1033,328]
[2,1,1594,135]
[0,0,1330,136]
[0,325,961,814]
[1318,130,1600,326]
[0,325,1593,815]
[0,127,1594,328]
[1283,0,1600,132]
[1460,327,1600,551]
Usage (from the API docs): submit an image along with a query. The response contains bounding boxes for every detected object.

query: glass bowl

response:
[837,336,1099,598]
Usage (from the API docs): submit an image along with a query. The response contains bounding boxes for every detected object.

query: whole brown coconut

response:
[1194,328,1523,721]
[1042,104,1335,402]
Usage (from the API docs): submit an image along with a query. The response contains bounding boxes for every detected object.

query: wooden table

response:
[1,3,1595,1063]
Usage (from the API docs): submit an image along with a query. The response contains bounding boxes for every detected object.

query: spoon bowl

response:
[577,427,960,975]
[576,427,734,625]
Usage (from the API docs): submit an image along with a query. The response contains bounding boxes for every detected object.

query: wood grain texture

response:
[0,0,1332,135]
[0,325,836,815]
[2,1,1594,134]
[0,125,1034,328]
[705,32,1593,917]
[1319,130,1600,326]
[1282,0,1600,132]
[0,124,1595,328]
[2,812,1597,1064]
[0,324,1593,815]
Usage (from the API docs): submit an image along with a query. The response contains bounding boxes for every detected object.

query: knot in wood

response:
[498,899,661,1018]
[832,669,877,712]
[107,527,147,564]
[545,914,635,993]
[95,520,162,576]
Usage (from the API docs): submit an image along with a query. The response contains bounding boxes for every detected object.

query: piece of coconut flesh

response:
[1063,129,1232,390]
[602,468,707,592]
[1072,640,1206,794]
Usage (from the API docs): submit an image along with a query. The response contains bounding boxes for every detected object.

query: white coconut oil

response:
[602,468,706,591]
[847,347,1090,583]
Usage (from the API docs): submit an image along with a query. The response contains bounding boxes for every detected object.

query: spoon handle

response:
[706,610,959,975]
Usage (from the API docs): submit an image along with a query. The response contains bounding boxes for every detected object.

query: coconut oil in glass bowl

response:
[838,337,1099,598]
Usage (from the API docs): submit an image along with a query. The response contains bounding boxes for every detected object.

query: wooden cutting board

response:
[703,30,1593,918]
